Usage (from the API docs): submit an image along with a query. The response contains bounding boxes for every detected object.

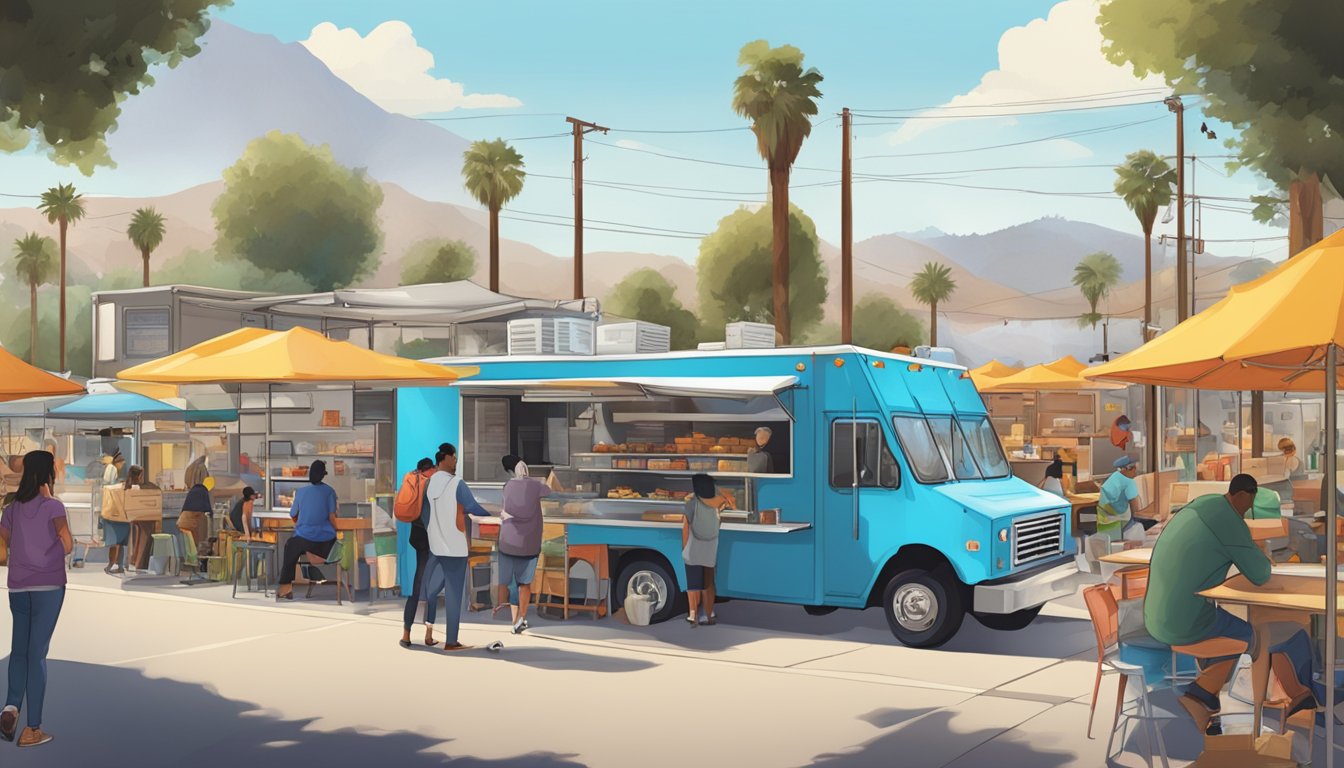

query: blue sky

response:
[5,0,1291,265]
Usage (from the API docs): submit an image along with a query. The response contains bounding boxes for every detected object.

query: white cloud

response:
[301,21,522,115]
[888,0,1166,144]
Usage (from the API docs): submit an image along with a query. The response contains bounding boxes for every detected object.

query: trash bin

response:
[376,554,398,590]
[624,593,653,626]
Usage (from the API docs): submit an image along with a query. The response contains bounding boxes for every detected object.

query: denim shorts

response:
[497,553,537,587]
[685,564,714,591]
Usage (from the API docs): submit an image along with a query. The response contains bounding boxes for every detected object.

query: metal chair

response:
[231,540,277,598]
[65,496,108,570]
[303,539,351,605]
[178,530,221,586]
[1082,584,1171,768]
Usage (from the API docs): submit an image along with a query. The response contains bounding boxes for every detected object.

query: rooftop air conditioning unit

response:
[508,318,595,356]
[913,346,957,365]
[725,321,776,349]
[596,321,671,355]
[697,342,726,351]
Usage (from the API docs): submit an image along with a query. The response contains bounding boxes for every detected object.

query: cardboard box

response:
[124,488,164,521]
[1193,732,1294,767]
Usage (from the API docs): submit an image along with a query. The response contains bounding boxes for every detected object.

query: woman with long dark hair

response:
[682,473,727,627]
[0,451,72,748]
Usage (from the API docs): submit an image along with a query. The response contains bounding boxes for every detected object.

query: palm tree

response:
[909,262,957,346]
[1073,252,1123,328]
[1113,150,1175,339]
[461,139,525,293]
[37,183,85,371]
[732,40,823,345]
[12,233,56,364]
[127,207,167,287]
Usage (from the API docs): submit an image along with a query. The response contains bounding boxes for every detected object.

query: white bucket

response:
[624,593,654,626]
[376,555,398,589]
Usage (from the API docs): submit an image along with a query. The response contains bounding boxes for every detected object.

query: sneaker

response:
[512,619,529,635]
[0,706,17,742]
[17,727,52,748]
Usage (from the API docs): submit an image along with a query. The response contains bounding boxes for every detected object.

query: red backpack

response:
[393,469,433,523]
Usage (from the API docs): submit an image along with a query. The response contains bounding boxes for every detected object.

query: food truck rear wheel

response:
[615,558,682,624]
[803,605,838,616]
[882,568,965,648]
[971,605,1043,632]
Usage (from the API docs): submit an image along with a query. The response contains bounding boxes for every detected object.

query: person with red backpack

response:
[398,457,438,649]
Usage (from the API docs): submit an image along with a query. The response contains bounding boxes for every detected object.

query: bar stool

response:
[1168,637,1249,718]
[232,541,277,598]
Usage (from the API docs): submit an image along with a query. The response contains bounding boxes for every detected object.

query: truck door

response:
[823,416,901,600]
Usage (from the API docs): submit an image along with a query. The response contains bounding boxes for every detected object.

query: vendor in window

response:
[746,427,774,474]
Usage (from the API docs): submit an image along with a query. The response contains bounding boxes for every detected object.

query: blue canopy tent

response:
[48,391,237,422]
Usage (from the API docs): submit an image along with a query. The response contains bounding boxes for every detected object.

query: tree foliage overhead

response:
[731,40,824,172]
[213,131,384,292]
[0,1,229,172]
[605,268,700,351]
[1113,150,1175,235]
[853,295,925,352]
[400,239,478,286]
[1099,0,1344,191]
[1072,251,1122,328]
[695,205,828,341]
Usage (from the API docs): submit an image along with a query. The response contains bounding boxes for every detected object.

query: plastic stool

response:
[149,534,177,575]
[232,542,277,598]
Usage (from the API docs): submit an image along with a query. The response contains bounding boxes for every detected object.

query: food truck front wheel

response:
[614,556,684,625]
[882,568,965,648]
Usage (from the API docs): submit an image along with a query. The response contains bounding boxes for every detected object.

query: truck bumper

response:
[972,560,1080,614]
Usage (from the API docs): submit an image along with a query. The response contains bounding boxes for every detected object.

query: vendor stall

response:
[118,327,473,595]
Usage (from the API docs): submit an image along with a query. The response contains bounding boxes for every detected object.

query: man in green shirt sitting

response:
[1144,474,1317,735]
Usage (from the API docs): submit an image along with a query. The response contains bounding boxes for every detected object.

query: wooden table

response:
[1199,573,1344,742]
[1099,547,1152,598]
[1066,492,1100,534]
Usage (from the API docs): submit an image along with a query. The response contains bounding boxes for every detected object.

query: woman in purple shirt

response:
[0,451,72,749]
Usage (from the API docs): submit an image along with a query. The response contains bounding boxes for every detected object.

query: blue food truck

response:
[396,345,1077,647]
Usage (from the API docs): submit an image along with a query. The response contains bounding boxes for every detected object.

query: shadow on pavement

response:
[0,660,588,768]
[808,708,1080,768]
[495,647,656,673]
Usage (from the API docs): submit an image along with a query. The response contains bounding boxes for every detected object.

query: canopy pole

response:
[1326,342,1337,768]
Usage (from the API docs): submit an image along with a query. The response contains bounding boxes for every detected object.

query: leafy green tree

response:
[127,208,167,287]
[38,183,85,371]
[732,40,823,344]
[11,233,56,363]
[696,205,828,342]
[1072,252,1123,328]
[400,239,478,286]
[853,295,925,352]
[909,262,956,346]
[213,131,384,291]
[1100,1,1344,255]
[1113,150,1175,336]
[461,139,525,293]
[0,2,226,172]
[605,269,700,350]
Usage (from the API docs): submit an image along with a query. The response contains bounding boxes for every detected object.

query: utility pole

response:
[1165,95,1187,322]
[567,116,609,301]
[841,108,854,345]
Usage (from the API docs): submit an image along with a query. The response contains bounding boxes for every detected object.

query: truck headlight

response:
[998,529,1009,543]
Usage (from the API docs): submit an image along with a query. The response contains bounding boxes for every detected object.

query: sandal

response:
[442,643,473,653]
[424,637,440,647]
[0,706,17,742]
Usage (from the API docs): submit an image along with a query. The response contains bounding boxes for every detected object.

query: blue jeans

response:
[420,557,468,644]
[7,588,65,728]
[1202,608,1315,694]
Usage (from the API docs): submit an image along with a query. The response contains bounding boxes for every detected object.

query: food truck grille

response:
[1011,513,1064,567]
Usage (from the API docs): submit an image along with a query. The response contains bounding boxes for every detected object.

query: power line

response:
[852,87,1170,113]
[506,208,708,236]
[419,112,566,122]
[502,132,572,142]
[587,138,767,171]
[851,99,1164,121]
[854,116,1167,160]
[499,213,703,240]
[607,126,752,135]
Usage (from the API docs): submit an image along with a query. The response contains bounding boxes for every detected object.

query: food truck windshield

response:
[456,381,793,515]
[892,414,1012,484]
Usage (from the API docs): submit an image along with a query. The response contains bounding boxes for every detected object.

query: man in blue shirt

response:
[276,461,338,600]
[1097,455,1141,541]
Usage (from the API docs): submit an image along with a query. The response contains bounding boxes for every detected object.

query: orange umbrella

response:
[0,345,85,402]
[117,327,476,384]
[981,356,1122,392]
[968,360,1021,391]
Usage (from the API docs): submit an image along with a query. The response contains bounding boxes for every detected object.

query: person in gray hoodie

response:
[495,455,550,634]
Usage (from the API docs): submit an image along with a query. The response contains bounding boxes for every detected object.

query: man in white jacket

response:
[423,443,490,652]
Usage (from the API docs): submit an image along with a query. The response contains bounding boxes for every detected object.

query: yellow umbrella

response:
[117,327,477,384]
[968,360,1021,391]
[1087,229,1344,757]
[0,345,85,402]
[981,355,1122,392]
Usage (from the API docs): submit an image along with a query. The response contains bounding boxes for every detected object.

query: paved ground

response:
[0,567,1330,767]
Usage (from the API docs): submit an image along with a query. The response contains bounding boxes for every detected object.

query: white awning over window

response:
[453,375,798,401]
